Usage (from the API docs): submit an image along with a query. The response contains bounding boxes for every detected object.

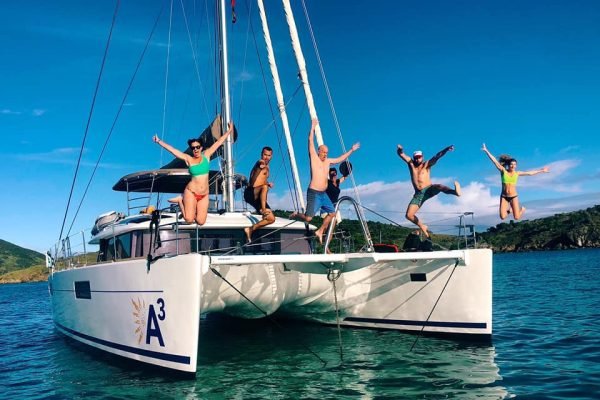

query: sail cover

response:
[161,115,238,168]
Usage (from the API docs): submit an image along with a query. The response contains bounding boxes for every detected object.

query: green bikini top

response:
[189,155,209,177]
[501,170,518,185]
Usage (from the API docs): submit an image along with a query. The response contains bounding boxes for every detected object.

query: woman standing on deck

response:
[152,122,234,225]
[482,143,549,220]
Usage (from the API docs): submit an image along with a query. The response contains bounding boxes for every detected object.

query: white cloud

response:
[234,70,254,83]
[12,147,127,169]
[481,158,583,193]
[32,109,47,117]
[1,109,22,115]
[266,175,600,233]
[559,145,580,154]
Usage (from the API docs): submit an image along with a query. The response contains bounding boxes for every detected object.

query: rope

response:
[327,269,344,363]
[58,0,121,243]
[208,264,326,365]
[64,4,165,238]
[410,260,459,351]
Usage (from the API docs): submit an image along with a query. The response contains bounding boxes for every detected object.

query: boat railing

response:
[324,196,374,254]
[455,212,478,249]
[49,228,97,272]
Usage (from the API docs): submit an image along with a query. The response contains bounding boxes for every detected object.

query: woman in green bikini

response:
[153,122,234,225]
[482,143,549,220]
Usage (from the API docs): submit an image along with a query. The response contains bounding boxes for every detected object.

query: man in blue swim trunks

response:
[397,144,461,237]
[291,119,360,251]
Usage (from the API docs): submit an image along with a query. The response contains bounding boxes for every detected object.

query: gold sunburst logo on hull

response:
[132,298,146,344]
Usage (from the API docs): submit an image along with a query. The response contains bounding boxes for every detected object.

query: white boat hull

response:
[50,249,492,372]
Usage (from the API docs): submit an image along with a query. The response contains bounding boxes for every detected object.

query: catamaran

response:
[48,0,492,373]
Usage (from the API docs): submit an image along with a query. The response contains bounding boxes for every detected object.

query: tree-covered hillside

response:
[478,205,600,252]
[0,239,45,274]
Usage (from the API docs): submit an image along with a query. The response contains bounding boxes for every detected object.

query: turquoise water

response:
[1,249,599,399]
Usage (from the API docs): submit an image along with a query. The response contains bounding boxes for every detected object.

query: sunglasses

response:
[191,145,201,151]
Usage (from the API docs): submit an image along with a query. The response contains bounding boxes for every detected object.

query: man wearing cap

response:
[397,144,461,237]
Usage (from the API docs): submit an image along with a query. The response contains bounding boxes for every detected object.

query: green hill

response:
[0,239,45,274]
[478,205,600,252]
[0,265,48,284]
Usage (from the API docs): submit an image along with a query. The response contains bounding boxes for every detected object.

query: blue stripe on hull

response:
[55,322,191,365]
[343,317,487,329]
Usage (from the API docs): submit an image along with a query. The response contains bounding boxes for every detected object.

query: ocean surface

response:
[1,249,599,399]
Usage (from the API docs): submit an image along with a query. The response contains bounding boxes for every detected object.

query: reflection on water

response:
[2,282,508,399]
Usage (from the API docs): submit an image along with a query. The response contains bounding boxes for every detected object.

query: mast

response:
[218,0,235,211]
[281,0,323,146]
[257,0,305,209]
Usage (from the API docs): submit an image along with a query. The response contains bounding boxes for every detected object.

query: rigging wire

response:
[235,0,254,127]
[299,0,365,210]
[64,4,166,238]
[159,0,174,168]
[179,0,212,122]
[57,0,121,243]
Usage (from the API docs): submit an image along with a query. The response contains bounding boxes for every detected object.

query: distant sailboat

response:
[48,0,492,373]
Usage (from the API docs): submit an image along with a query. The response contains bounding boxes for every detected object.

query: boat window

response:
[132,229,192,257]
[115,233,132,259]
[74,281,92,299]
[157,230,191,256]
[280,231,311,255]
[187,229,280,255]
[98,233,132,261]
[191,230,245,255]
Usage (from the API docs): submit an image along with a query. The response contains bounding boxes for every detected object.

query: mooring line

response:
[410,260,460,351]
[327,269,344,363]
[208,265,327,366]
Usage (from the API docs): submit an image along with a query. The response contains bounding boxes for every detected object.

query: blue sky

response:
[2,0,600,252]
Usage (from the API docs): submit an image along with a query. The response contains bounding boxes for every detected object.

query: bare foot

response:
[454,181,461,197]
[325,247,332,254]
[243,227,252,243]
[314,230,323,244]
[168,196,182,204]
[290,211,298,219]
[419,224,430,238]
[520,206,526,216]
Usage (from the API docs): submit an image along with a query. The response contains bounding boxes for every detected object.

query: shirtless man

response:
[291,119,360,250]
[243,146,275,242]
[397,144,461,237]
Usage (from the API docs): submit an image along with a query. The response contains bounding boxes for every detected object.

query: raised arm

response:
[427,145,454,168]
[396,145,412,164]
[204,121,234,159]
[308,118,318,158]
[330,142,360,164]
[519,166,550,176]
[153,135,190,162]
[481,143,504,172]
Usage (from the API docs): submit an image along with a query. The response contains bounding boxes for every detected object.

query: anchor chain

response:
[327,267,344,363]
